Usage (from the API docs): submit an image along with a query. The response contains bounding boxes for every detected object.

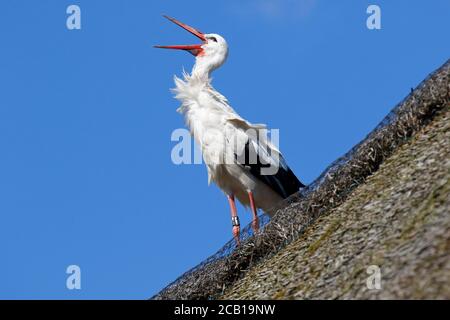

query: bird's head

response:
[155,16,228,77]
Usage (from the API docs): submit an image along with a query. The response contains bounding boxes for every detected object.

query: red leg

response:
[248,191,260,234]
[227,195,240,245]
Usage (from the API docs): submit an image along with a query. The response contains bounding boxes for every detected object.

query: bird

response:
[155,16,305,243]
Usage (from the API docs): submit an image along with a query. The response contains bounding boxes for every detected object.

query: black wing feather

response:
[235,139,305,199]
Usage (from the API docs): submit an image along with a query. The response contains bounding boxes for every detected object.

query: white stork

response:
[155,16,305,243]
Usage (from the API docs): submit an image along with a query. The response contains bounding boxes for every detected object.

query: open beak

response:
[154,15,206,56]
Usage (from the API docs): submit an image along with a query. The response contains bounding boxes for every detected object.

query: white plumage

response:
[173,71,285,212]
[156,16,304,240]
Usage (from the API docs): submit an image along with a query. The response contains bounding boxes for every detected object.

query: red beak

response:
[154,15,206,57]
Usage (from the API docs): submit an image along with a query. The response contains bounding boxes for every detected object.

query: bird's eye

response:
[209,36,217,42]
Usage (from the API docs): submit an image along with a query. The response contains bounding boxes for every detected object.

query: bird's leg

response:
[227,195,240,245]
[248,191,260,234]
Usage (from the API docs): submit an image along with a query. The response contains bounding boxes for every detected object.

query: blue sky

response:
[0,1,448,299]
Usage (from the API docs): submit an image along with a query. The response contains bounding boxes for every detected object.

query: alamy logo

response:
[366,5,382,30]
[366,265,382,290]
[170,128,281,175]
[66,265,81,290]
[66,5,81,30]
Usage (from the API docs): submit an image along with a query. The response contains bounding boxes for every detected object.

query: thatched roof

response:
[224,103,450,299]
